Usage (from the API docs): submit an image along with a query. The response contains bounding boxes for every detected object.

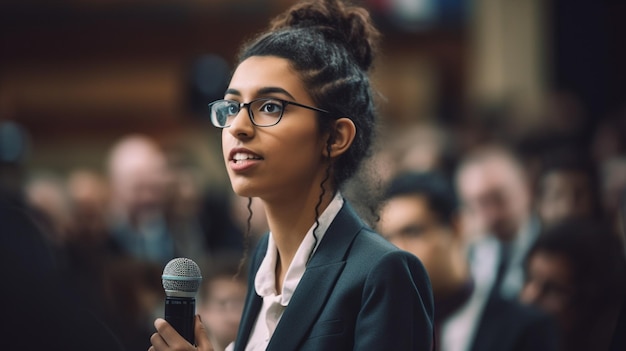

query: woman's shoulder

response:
[351,227,401,256]
[332,200,422,266]
[340,226,427,283]
[346,228,433,310]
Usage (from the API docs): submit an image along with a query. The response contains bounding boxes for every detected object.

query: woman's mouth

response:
[228,149,264,172]
[232,152,263,163]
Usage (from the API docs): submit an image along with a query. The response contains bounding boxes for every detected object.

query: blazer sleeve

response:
[354,249,434,350]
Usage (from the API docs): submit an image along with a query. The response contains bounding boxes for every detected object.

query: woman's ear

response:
[327,117,356,158]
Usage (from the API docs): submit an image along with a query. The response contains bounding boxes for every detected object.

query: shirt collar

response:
[254,192,344,306]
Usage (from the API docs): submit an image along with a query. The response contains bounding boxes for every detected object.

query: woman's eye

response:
[260,101,282,114]
[226,104,239,115]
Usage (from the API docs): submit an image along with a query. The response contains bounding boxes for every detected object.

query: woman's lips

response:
[228,149,263,172]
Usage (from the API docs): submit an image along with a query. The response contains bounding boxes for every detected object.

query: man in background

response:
[198,253,247,351]
[106,134,175,265]
[455,146,539,299]
[378,171,557,351]
[520,219,626,351]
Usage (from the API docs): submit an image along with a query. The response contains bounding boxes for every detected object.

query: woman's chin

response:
[230,181,259,199]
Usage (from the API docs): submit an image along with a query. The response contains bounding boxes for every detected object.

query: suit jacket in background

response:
[233,202,435,351]
[469,294,559,351]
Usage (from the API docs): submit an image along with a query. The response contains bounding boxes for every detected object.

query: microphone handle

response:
[165,296,196,344]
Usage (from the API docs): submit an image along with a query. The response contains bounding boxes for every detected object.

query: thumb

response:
[194,314,214,351]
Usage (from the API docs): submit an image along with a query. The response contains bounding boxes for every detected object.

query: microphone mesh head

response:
[162,258,202,296]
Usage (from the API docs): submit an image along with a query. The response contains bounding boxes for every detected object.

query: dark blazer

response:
[470,294,559,351]
[233,202,435,351]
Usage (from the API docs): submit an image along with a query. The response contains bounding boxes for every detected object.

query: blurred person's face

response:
[67,170,109,237]
[113,164,170,222]
[520,251,576,331]
[538,170,594,226]
[25,178,71,240]
[457,158,530,241]
[378,194,459,295]
[169,168,203,218]
[199,277,247,349]
[601,158,626,216]
[109,138,171,221]
[127,171,169,216]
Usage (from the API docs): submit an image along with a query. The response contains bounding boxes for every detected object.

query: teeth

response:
[233,152,261,161]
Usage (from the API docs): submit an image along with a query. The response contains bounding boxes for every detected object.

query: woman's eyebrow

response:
[257,87,296,100]
[224,87,296,100]
[225,88,241,96]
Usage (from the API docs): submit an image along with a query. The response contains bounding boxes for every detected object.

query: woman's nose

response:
[227,107,255,139]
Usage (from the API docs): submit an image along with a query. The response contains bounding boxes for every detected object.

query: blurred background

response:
[1,0,625,350]
[1,0,623,179]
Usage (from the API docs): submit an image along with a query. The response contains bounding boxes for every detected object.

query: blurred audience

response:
[520,219,626,351]
[165,148,211,264]
[99,255,165,351]
[165,141,245,262]
[378,171,558,351]
[455,145,539,300]
[600,156,626,229]
[3,41,625,351]
[391,123,452,175]
[66,168,111,243]
[24,172,73,243]
[198,253,247,351]
[63,169,123,321]
[106,134,176,265]
[591,109,626,165]
[535,152,602,227]
[0,120,30,206]
[0,198,124,351]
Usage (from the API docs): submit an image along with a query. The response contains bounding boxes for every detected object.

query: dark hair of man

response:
[382,171,460,227]
[528,219,625,299]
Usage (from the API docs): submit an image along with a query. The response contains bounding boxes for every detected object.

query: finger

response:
[154,318,182,346]
[150,331,168,351]
[194,315,214,351]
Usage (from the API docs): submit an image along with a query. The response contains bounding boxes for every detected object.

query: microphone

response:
[161,257,203,344]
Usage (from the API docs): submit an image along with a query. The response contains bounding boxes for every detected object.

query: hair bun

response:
[269,0,380,72]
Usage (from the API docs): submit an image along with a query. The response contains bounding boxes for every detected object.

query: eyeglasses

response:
[208,98,331,128]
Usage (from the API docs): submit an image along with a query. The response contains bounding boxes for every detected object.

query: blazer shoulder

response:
[347,228,432,298]
[351,227,421,265]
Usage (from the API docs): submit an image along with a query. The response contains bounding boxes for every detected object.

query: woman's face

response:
[222,56,328,201]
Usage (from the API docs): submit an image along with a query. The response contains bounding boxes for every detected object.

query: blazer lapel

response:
[266,202,365,350]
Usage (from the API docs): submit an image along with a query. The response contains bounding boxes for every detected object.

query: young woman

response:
[149,0,434,350]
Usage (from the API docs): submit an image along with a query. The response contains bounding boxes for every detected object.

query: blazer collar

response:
[267,201,365,350]
[234,201,366,351]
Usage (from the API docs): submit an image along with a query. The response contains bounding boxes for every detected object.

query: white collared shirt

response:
[225,192,344,351]
[468,215,541,300]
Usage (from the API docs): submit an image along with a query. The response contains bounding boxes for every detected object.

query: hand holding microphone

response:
[150,258,214,351]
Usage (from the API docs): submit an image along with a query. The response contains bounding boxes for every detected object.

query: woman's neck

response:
[262,188,335,289]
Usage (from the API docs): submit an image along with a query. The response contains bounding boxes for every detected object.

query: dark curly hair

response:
[237,0,380,189]
[231,0,381,268]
